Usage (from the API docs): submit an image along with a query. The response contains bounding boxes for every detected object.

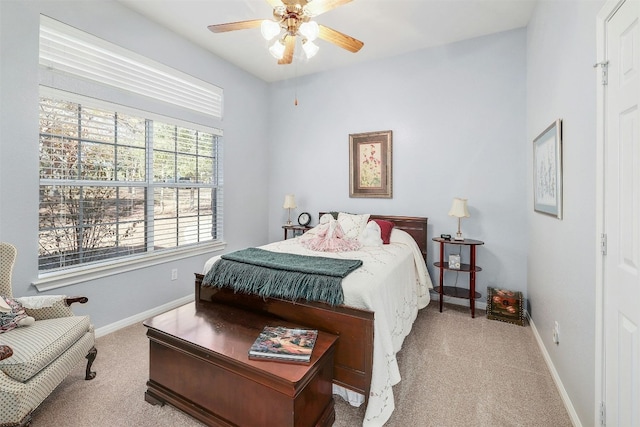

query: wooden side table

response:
[283,224,312,240]
[433,237,484,318]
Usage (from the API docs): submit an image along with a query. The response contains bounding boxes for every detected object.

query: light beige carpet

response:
[29,302,572,426]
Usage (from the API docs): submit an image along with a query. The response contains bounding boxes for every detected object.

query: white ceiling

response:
[117,0,537,82]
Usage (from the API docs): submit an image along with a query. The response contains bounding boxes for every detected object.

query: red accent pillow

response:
[370,219,395,244]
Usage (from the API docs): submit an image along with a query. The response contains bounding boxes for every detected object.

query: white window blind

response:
[39,15,223,120]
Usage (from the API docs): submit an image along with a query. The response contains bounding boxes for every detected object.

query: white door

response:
[603,0,640,425]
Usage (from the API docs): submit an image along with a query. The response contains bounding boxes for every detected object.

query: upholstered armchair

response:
[0,242,97,427]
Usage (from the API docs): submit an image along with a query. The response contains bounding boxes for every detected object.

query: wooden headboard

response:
[318,213,428,262]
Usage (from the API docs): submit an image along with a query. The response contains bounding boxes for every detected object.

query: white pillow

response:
[319,213,334,224]
[359,220,383,247]
[337,212,370,239]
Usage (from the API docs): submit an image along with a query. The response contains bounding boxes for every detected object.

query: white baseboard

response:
[527,312,581,427]
[94,294,194,338]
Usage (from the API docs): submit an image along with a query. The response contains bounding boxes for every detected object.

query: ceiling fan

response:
[207,0,364,65]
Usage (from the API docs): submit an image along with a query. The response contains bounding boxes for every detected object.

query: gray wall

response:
[267,29,529,303]
[527,1,604,425]
[0,0,270,329]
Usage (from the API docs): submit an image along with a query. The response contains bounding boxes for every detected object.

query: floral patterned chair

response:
[0,242,96,426]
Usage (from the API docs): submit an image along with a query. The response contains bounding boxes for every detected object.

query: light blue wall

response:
[267,29,529,303]
[527,1,604,425]
[0,0,270,329]
[0,2,605,423]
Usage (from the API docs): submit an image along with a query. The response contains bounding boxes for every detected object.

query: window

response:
[38,91,223,272]
[36,16,224,280]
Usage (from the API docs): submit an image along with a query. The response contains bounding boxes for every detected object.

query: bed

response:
[195,213,433,426]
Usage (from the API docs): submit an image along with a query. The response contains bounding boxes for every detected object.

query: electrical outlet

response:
[553,321,560,344]
[171,268,178,281]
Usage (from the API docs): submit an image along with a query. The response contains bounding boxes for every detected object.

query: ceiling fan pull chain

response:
[294,61,299,106]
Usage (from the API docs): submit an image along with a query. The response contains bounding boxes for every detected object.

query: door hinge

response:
[601,233,608,255]
[600,401,606,426]
[594,61,609,85]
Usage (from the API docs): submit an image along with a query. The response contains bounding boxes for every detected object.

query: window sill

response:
[33,241,226,292]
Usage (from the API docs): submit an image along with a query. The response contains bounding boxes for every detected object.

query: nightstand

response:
[432,237,484,318]
[282,225,312,240]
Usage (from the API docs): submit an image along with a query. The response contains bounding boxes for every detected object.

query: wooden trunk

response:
[144,302,337,427]
[196,276,374,397]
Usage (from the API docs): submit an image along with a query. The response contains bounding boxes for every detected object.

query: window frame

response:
[34,88,225,291]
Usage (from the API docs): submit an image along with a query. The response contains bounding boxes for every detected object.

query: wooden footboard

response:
[195,273,374,397]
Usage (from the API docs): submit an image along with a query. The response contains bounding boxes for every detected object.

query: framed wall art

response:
[349,130,392,198]
[533,119,563,219]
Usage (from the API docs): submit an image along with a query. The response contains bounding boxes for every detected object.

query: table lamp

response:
[283,194,297,225]
[448,197,470,241]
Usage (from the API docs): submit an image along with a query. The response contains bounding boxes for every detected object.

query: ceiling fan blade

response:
[304,0,352,17]
[207,19,263,33]
[278,36,296,64]
[318,24,363,53]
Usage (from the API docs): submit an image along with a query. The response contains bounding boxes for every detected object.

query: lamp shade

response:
[261,20,281,41]
[302,40,319,59]
[269,39,286,59]
[283,194,297,209]
[299,21,319,41]
[448,198,470,218]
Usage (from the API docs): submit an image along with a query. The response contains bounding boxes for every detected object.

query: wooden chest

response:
[144,302,337,427]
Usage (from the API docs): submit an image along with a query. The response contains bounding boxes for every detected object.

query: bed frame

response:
[194,214,428,398]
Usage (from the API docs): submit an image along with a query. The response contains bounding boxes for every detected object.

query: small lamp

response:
[448,197,470,241]
[283,194,297,225]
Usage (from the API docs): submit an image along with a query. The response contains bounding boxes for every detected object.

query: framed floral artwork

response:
[533,119,563,219]
[349,130,392,198]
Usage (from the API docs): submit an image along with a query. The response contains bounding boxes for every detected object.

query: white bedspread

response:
[202,228,433,427]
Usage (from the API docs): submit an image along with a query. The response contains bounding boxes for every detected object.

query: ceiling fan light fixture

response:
[298,21,319,41]
[302,39,319,59]
[261,19,281,41]
[208,0,364,66]
[269,38,286,59]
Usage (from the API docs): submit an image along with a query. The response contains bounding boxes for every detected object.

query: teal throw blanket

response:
[202,247,363,306]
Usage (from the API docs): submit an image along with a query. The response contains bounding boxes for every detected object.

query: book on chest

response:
[248,326,318,363]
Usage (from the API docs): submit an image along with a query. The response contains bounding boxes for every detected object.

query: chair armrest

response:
[18,295,89,320]
[24,299,79,320]
[65,296,88,306]
[0,345,13,361]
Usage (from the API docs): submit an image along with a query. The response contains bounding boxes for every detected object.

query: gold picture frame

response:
[349,130,393,198]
